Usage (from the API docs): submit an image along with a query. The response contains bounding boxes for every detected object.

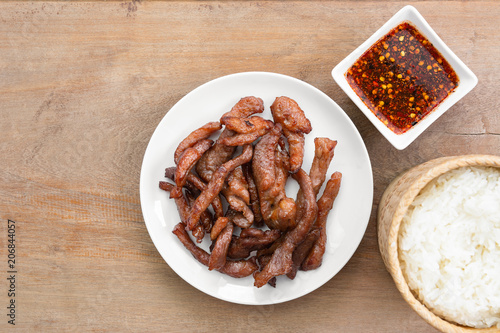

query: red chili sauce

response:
[346,22,459,134]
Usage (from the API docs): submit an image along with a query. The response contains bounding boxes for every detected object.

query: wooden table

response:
[1,1,499,331]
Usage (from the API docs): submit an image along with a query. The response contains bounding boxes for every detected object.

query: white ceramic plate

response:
[332,5,477,150]
[140,72,373,305]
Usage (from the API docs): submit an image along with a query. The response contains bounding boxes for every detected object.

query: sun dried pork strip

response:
[243,162,263,227]
[172,223,258,278]
[196,97,264,182]
[159,181,205,243]
[270,97,312,173]
[252,124,281,192]
[210,217,229,241]
[310,138,338,194]
[253,124,297,231]
[225,167,250,203]
[218,129,271,146]
[185,173,224,219]
[296,137,337,220]
[174,121,222,164]
[225,202,253,228]
[228,229,281,260]
[220,96,265,121]
[286,228,320,279]
[302,171,342,271]
[186,144,253,231]
[225,208,252,229]
[219,116,274,146]
[253,169,318,287]
[164,167,224,219]
[222,116,274,134]
[196,129,236,183]
[171,139,213,198]
[208,221,234,271]
[221,167,253,225]
[185,190,212,237]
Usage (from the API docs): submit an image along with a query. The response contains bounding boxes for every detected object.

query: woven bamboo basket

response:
[378,154,500,333]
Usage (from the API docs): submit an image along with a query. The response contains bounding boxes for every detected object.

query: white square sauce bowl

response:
[332,5,477,150]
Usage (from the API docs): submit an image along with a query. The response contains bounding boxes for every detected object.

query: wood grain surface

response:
[0,1,499,332]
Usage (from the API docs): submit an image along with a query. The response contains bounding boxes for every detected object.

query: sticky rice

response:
[398,166,500,328]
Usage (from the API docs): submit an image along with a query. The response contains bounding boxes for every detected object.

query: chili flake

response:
[345,22,459,134]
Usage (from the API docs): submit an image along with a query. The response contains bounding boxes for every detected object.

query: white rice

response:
[398,166,500,329]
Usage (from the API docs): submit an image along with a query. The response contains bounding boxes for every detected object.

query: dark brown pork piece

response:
[286,228,320,280]
[296,137,337,220]
[164,167,224,220]
[227,228,281,260]
[220,96,265,121]
[253,169,318,287]
[243,162,264,227]
[174,121,222,164]
[171,139,213,198]
[172,222,258,278]
[270,97,312,173]
[159,181,205,243]
[186,144,253,231]
[208,221,234,271]
[221,167,253,226]
[252,124,296,231]
[302,171,342,271]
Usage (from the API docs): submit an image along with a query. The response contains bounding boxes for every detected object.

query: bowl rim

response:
[332,5,478,150]
[378,154,500,332]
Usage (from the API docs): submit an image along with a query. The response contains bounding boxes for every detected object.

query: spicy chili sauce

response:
[346,22,459,134]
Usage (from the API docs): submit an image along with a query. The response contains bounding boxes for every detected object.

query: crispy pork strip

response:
[159,182,189,222]
[296,137,337,220]
[283,129,306,174]
[222,116,273,134]
[225,167,250,204]
[211,217,229,241]
[228,229,281,260]
[159,181,174,192]
[208,221,234,271]
[196,97,263,182]
[186,144,253,231]
[219,115,273,146]
[242,162,263,227]
[225,208,252,229]
[253,169,318,287]
[272,150,296,231]
[171,139,213,198]
[221,167,252,224]
[185,190,211,238]
[252,124,281,191]
[255,254,277,287]
[301,171,342,271]
[218,129,271,146]
[224,201,253,228]
[253,124,296,231]
[253,126,296,231]
[186,173,224,219]
[159,181,205,243]
[270,97,312,173]
[220,96,264,121]
[218,167,253,226]
[174,121,222,164]
[196,129,236,183]
[286,228,320,279]
[165,167,224,219]
[310,138,337,194]
[172,223,258,278]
